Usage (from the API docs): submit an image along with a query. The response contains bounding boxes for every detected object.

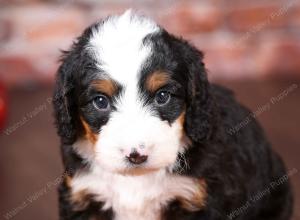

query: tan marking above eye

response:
[146,71,171,92]
[91,79,118,97]
[176,110,192,148]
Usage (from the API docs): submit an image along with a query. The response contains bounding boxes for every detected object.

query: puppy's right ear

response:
[53,52,79,145]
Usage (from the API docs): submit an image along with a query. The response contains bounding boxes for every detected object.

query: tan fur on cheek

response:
[80,117,98,144]
[146,71,170,93]
[177,111,192,148]
[65,175,72,188]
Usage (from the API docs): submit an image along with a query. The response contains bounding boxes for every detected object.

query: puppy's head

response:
[53,11,214,174]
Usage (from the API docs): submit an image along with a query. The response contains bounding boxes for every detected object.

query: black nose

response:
[127,151,148,165]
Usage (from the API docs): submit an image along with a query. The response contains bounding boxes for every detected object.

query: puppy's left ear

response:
[52,50,80,145]
[183,45,216,143]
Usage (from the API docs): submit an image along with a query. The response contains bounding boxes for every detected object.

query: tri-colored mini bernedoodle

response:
[53,10,293,220]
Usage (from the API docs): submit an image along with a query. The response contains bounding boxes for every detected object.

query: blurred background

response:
[0,0,299,219]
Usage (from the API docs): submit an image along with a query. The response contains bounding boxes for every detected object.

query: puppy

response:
[53,10,293,220]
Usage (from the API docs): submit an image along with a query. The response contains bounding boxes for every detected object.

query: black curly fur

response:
[53,17,293,220]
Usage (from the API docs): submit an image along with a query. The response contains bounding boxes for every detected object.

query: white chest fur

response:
[71,168,204,220]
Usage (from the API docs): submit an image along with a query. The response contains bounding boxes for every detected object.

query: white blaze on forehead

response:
[89,10,161,144]
[89,10,159,84]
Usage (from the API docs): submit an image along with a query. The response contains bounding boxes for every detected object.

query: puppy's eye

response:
[155,91,171,105]
[93,95,110,110]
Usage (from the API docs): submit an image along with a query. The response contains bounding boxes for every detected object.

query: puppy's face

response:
[80,69,186,173]
[61,11,203,174]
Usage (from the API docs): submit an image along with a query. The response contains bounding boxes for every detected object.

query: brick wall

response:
[0,0,300,87]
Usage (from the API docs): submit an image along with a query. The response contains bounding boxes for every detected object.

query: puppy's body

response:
[54,11,293,220]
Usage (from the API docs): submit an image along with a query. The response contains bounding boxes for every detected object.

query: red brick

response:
[227,3,292,32]
[159,2,221,35]
[1,0,300,86]
[291,5,300,27]
[206,48,255,80]
[88,4,131,24]
[0,0,43,4]
[0,54,58,87]
[27,18,84,42]
[0,56,40,87]
[4,5,86,42]
[0,19,13,41]
[191,36,256,80]
[256,37,300,79]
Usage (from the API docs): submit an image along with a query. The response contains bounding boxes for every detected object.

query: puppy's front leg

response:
[58,178,112,220]
[58,181,90,220]
[165,176,207,212]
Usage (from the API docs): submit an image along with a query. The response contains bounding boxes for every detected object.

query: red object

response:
[0,81,7,130]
